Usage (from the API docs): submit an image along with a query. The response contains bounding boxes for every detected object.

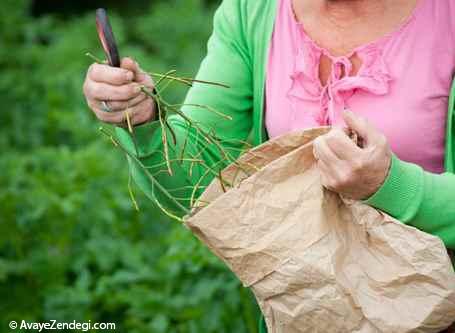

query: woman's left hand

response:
[313,110,392,200]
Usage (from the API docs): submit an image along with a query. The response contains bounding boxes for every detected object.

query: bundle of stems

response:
[87,53,254,222]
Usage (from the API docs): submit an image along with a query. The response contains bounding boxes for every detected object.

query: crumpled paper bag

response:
[184,128,455,333]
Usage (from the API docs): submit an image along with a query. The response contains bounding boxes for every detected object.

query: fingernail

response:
[126,71,134,81]
[134,85,141,93]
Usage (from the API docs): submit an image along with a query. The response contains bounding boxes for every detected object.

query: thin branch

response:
[148,72,230,88]
[99,127,189,215]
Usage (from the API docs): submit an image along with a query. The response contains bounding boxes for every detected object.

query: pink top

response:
[265,0,455,173]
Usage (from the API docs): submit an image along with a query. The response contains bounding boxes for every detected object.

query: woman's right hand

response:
[83,57,156,126]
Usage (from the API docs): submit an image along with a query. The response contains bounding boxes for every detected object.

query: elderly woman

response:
[83,0,455,330]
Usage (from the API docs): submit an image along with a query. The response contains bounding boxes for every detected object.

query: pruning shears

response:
[95,8,120,67]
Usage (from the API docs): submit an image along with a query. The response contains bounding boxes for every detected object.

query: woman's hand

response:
[83,57,156,126]
[313,110,392,200]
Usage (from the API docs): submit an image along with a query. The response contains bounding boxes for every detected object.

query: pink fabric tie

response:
[287,40,393,126]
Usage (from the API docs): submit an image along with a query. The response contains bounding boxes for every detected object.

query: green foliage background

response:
[0,0,259,331]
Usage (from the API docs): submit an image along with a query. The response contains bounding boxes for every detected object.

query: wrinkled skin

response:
[83,57,155,126]
[313,110,392,200]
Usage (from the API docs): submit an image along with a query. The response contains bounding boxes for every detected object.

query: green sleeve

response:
[114,0,253,215]
[365,154,455,249]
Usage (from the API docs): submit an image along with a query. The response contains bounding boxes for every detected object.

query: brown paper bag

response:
[184,128,455,333]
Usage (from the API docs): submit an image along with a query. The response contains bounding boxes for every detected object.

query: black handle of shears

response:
[95,8,120,67]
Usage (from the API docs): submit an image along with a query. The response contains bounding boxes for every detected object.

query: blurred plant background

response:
[0,0,260,332]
